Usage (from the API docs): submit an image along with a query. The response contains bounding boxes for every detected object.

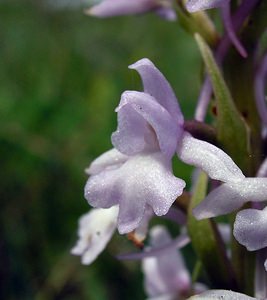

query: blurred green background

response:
[0,1,201,299]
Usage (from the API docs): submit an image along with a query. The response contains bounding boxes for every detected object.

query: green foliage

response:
[0,1,200,299]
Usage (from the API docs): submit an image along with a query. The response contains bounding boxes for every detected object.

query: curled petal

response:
[177,133,245,183]
[112,91,181,158]
[129,58,184,124]
[194,178,267,219]
[71,206,118,265]
[189,289,256,299]
[85,152,185,234]
[85,0,155,17]
[86,148,128,175]
[185,0,226,13]
[233,207,267,251]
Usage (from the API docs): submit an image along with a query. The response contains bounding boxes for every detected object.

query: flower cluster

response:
[71,0,267,299]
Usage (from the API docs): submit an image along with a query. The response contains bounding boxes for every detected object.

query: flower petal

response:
[112,91,181,158]
[177,133,245,183]
[233,207,267,251]
[85,167,120,208]
[86,148,128,175]
[71,206,118,265]
[193,183,246,219]
[194,178,267,219]
[85,0,155,17]
[116,152,185,233]
[155,6,177,21]
[185,0,226,13]
[142,226,191,298]
[86,152,185,234]
[129,58,184,125]
[189,289,256,299]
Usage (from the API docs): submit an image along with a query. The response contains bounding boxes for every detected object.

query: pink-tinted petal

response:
[86,148,128,175]
[190,289,256,299]
[185,0,226,13]
[71,206,118,265]
[177,133,245,183]
[194,178,267,219]
[112,91,180,158]
[85,0,155,17]
[233,207,267,251]
[129,58,184,125]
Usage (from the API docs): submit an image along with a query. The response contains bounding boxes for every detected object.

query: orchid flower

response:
[142,225,206,300]
[71,206,119,265]
[85,58,186,235]
[71,205,153,265]
[186,0,247,57]
[85,0,177,21]
[85,57,256,236]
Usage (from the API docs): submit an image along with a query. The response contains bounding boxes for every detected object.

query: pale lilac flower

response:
[142,225,206,300]
[85,58,186,234]
[85,0,177,21]
[186,0,247,57]
[71,206,119,265]
[189,289,257,299]
[85,58,256,235]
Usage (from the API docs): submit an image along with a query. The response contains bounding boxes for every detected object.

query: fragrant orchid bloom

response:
[86,0,177,21]
[71,206,118,265]
[85,57,257,235]
[142,225,206,299]
[85,58,186,234]
[186,0,247,57]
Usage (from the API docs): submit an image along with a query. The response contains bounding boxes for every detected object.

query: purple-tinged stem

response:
[255,53,267,127]
[221,2,247,58]
[194,0,260,122]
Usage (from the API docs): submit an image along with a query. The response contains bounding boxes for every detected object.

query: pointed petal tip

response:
[128,58,154,70]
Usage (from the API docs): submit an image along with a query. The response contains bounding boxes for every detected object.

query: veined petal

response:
[189,289,256,299]
[233,207,267,251]
[129,58,184,124]
[193,178,267,219]
[86,148,128,175]
[177,133,244,183]
[71,206,118,265]
[185,0,226,13]
[112,91,181,158]
[85,0,155,17]
[142,226,191,298]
